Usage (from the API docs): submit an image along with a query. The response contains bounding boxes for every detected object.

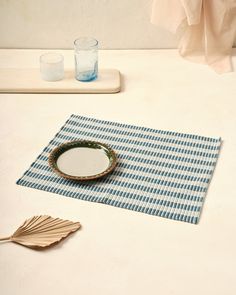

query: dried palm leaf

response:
[0,215,81,249]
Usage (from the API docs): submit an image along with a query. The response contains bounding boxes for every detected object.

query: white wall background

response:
[0,0,178,49]
[0,0,235,49]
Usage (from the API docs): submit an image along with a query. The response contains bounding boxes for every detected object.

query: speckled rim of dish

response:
[48,140,117,181]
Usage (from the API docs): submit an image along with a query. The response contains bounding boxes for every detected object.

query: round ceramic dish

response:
[48,140,117,181]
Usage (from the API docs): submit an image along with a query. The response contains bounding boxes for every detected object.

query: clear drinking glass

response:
[40,53,64,81]
[74,37,98,82]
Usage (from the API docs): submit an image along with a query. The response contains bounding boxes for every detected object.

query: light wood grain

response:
[0,68,121,93]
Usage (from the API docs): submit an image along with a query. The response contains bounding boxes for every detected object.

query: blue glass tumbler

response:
[74,37,98,82]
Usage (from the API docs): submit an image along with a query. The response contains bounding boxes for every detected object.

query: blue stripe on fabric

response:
[17,179,200,222]
[20,169,205,202]
[16,114,221,225]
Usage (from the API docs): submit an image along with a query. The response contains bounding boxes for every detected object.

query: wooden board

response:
[0,68,121,93]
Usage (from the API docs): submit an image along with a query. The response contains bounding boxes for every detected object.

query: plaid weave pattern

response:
[17,114,221,224]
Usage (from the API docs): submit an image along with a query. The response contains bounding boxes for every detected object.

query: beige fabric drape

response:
[151,0,236,73]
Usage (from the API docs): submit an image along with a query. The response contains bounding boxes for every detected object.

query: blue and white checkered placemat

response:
[17,114,221,224]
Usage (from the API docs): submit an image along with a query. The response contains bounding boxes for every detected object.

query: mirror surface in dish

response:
[57,147,110,177]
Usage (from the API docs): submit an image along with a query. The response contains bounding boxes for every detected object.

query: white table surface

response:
[0,49,236,295]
